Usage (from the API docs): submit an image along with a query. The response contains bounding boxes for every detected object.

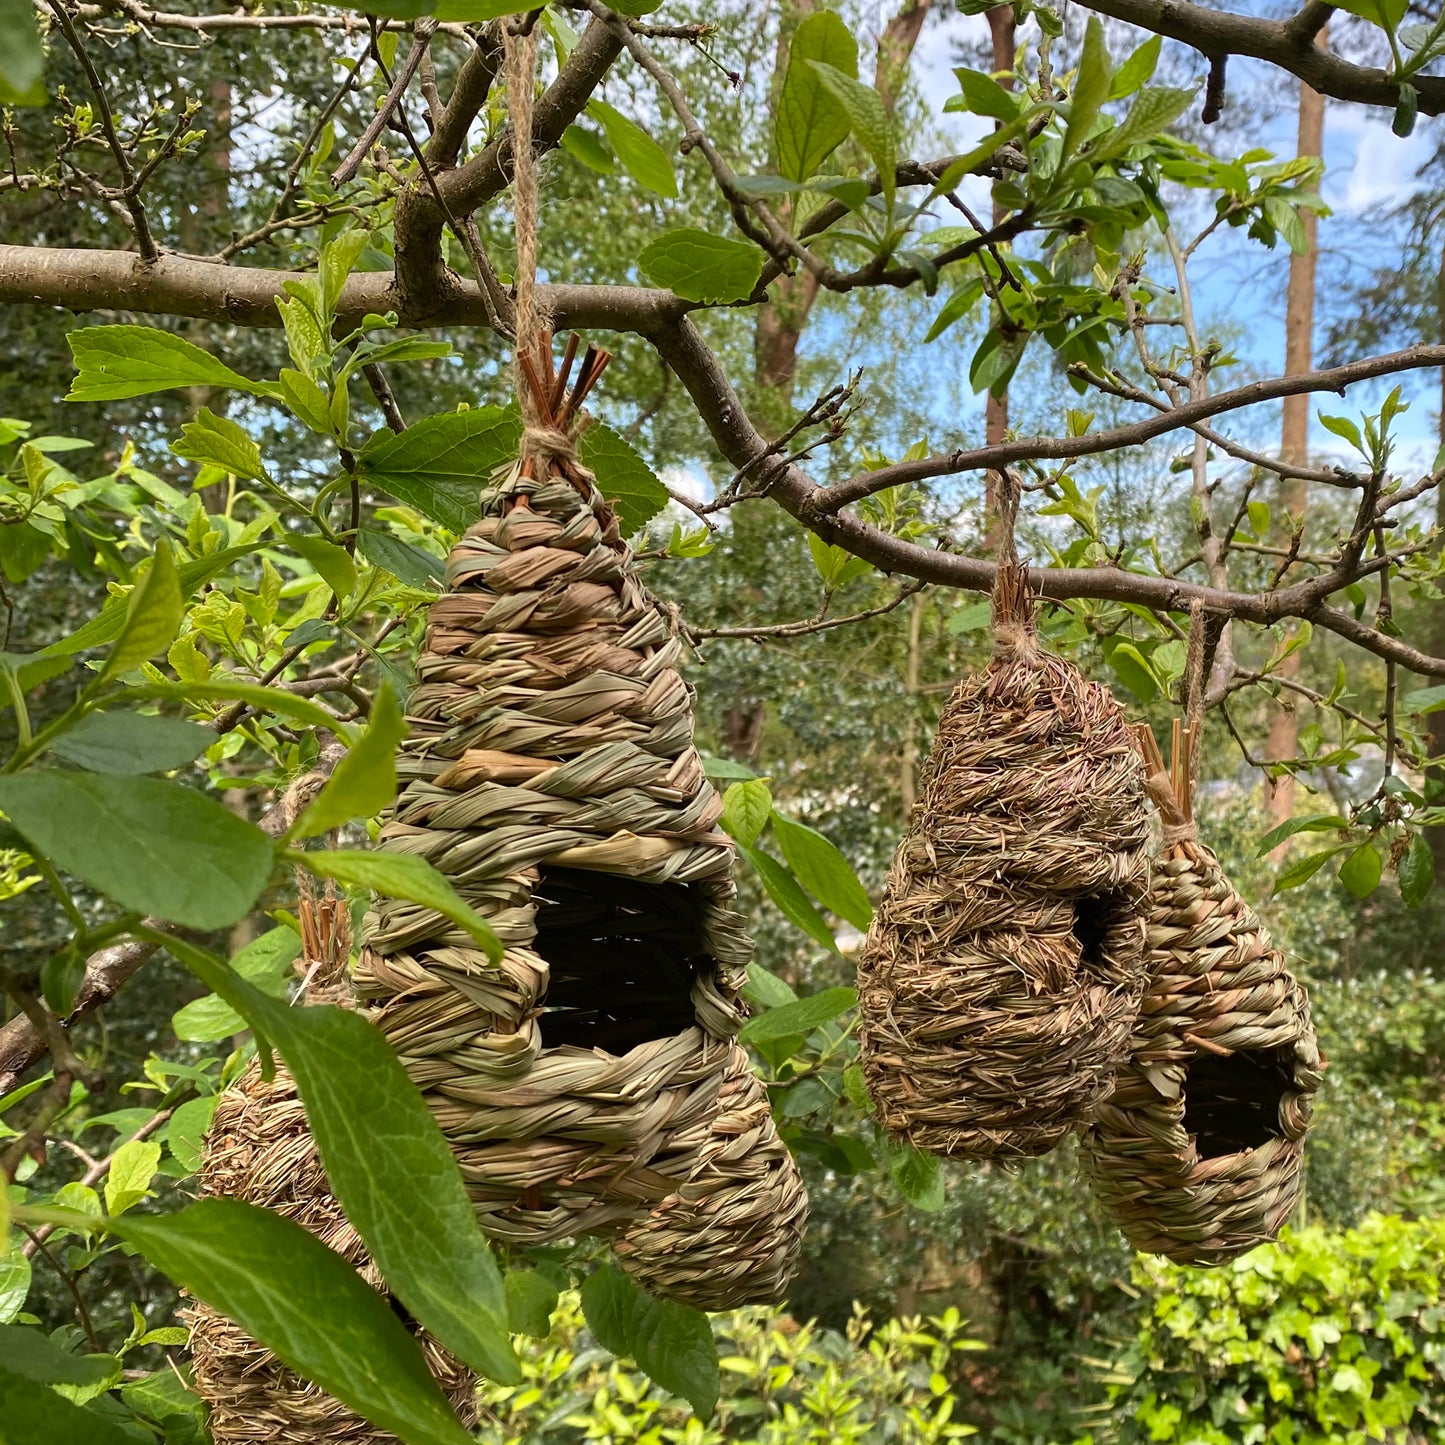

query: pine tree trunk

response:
[1265,38,1327,827]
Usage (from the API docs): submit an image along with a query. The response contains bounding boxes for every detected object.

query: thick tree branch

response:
[1074,0,1445,114]
[647,316,1445,676]
[815,345,1445,513]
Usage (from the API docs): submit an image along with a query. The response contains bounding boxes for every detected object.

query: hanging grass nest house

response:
[353,337,807,1308]
[190,896,478,1445]
[856,541,1153,1160]
[1081,722,1322,1265]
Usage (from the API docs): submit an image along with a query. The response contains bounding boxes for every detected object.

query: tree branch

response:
[1073,0,1445,114]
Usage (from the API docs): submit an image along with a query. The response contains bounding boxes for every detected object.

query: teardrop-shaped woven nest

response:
[1081,777,1322,1265]
[858,579,1152,1160]
[188,1048,477,1445]
[352,463,806,1306]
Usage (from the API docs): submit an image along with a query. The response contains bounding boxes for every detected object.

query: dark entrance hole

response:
[1071,890,1132,975]
[532,865,708,1051]
[1182,1049,1292,1158]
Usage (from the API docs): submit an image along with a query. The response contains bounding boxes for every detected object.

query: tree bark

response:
[1265,33,1326,827]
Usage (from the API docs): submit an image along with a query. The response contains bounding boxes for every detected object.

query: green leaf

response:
[1330,0,1406,28]
[1247,499,1271,538]
[1108,34,1161,97]
[115,1201,478,1445]
[743,961,797,1009]
[0,1368,135,1445]
[66,326,272,403]
[1398,832,1434,907]
[579,1265,718,1417]
[506,1270,559,1338]
[950,66,1020,121]
[1106,642,1158,702]
[587,100,677,198]
[0,772,273,929]
[295,683,406,838]
[170,408,270,483]
[49,711,212,775]
[771,814,872,930]
[1394,81,1419,138]
[290,535,358,599]
[1088,86,1195,165]
[165,943,518,1387]
[289,849,503,962]
[719,779,773,848]
[1274,846,1349,894]
[357,529,444,589]
[165,1094,220,1173]
[1318,411,1364,451]
[0,0,44,105]
[319,230,369,324]
[1339,842,1383,899]
[103,539,183,680]
[1062,17,1111,164]
[43,545,261,659]
[738,986,856,1045]
[925,278,985,343]
[358,407,521,531]
[40,947,86,1015]
[171,925,303,1042]
[808,62,897,210]
[1403,684,1445,715]
[129,679,351,736]
[638,228,765,304]
[104,1138,162,1216]
[736,843,839,952]
[0,1255,32,1324]
[577,422,668,536]
[279,367,335,435]
[559,124,615,174]
[882,1134,945,1211]
[0,1326,118,1387]
[775,9,857,182]
[1254,813,1348,856]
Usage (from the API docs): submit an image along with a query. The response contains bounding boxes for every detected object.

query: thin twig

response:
[331,19,439,188]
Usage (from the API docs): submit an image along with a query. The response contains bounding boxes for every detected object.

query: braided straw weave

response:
[352,337,806,1307]
[190,896,477,1443]
[857,556,1152,1159]
[1081,722,1322,1265]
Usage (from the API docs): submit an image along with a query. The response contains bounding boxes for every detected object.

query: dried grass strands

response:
[190,898,477,1444]
[353,336,805,1307]
[857,553,1152,1159]
[1081,722,1323,1266]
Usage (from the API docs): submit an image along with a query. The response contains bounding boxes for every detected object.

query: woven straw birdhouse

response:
[1081,723,1322,1266]
[352,339,806,1307]
[857,559,1152,1159]
[190,895,477,1445]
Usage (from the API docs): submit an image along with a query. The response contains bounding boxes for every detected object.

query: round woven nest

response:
[1081,725,1323,1265]
[857,563,1152,1160]
[353,355,806,1306]
[189,942,476,1444]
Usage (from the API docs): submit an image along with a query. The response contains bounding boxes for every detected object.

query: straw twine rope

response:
[857,503,1152,1159]
[189,906,477,1444]
[1080,720,1322,1266]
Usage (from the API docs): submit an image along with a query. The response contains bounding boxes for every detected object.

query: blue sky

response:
[905,9,1443,472]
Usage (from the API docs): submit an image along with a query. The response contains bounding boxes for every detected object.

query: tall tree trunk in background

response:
[982,6,1016,554]
[1427,236,1445,880]
[754,2,931,421]
[1265,38,1326,827]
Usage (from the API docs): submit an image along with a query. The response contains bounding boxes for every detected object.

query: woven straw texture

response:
[189,929,476,1444]
[857,564,1152,1159]
[1081,726,1322,1266]
[352,376,805,1306]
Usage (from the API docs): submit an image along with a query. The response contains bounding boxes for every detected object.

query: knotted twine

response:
[857,476,1152,1159]
[1081,605,1322,1265]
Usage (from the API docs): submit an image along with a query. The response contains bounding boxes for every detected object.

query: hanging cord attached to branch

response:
[501,19,610,497]
[1137,600,1209,846]
[990,468,1038,660]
